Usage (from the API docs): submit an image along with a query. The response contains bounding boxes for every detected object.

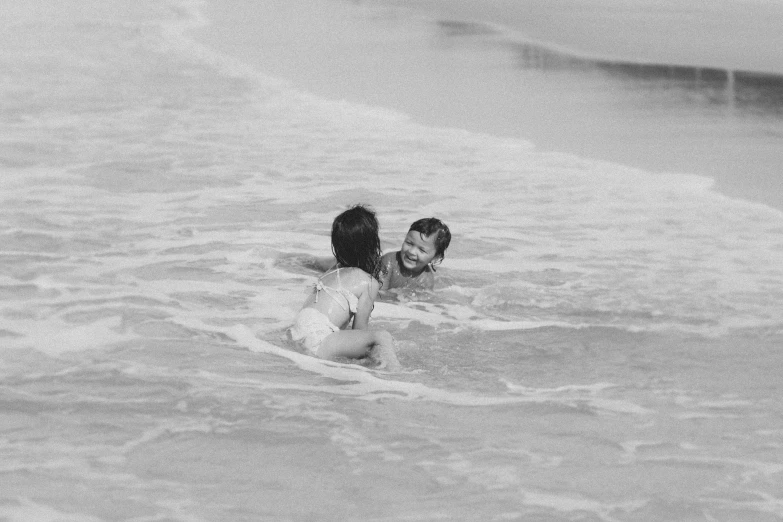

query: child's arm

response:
[352,277,381,330]
[378,252,395,291]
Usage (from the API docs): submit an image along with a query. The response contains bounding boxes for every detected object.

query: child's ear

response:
[431,256,444,267]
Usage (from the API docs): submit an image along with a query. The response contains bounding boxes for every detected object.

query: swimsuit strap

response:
[313,267,357,312]
[320,267,342,281]
[313,281,349,311]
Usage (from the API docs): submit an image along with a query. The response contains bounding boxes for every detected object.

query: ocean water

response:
[2,0,783,521]
[203,0,783,210]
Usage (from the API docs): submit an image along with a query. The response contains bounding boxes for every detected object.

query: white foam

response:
[518,489,648,518]
[3,317,134,356]
[169,321,656,416]
[2,1,781,520]
[0,500,104,522]
[503,379,653,415]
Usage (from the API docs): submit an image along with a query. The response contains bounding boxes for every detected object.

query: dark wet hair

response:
[409,218,451,260]
[331,204,382,280]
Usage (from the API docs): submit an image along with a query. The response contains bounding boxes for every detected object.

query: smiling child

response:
[380,218,451,292]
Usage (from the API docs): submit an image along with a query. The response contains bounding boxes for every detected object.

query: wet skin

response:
[380,231,439,291]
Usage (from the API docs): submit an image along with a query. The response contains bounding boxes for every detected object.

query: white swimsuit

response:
[289,269,362,355]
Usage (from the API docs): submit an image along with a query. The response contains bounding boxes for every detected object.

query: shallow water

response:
[200,0,783,210]
[2,0,783,520]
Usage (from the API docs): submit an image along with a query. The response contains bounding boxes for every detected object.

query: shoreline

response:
[189,0,783,212]
[367,0,783,75]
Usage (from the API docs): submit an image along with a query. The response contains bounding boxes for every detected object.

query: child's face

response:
[399,230,439,273]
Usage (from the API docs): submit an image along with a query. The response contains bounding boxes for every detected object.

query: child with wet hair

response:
[289,205,400,370]
[380,217,451,292]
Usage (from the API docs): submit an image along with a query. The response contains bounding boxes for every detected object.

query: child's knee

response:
[375,330,393,346]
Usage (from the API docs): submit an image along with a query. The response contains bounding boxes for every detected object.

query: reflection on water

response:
[514,39,783,115]
[433,17,783,212]
[437,20,783,116]
[735,71,783,113]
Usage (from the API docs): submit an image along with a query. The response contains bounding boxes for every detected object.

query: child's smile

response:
[399,230,438,274]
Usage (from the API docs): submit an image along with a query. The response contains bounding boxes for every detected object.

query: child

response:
[289,205,400,370]
[380,217,451,292]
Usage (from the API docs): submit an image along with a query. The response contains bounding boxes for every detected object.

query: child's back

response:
[300,266,379,330]
[289,204,399,370]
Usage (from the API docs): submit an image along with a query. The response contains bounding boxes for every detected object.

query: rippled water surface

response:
[2,1,783,520]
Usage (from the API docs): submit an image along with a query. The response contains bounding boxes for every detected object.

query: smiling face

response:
[399,230,439,274]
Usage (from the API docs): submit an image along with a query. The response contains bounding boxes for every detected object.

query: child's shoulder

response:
[335,266,376,284]
[337,267,381,296]
[379,251,398,273]
[381,251,398,263]
[416,267,436,286]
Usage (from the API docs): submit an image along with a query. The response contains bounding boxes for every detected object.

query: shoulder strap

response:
[320,267,339,281]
